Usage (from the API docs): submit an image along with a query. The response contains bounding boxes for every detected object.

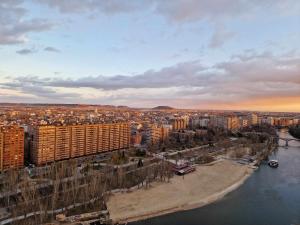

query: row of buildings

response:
[189,114,259,130]
[1,113,299,171]
[0,122,130,170]
[263,117,299,127]
[135,114,259,146]
[29,122,130,165]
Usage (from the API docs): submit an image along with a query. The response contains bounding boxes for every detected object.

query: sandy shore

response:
[107,159,253,224]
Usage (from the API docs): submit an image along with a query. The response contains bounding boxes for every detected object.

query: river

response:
[130,129,300,225]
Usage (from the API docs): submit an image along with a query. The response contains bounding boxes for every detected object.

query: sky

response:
[0,0,299,111]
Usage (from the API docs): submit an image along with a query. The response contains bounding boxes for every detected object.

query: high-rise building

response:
[85,124,98,155]
[199,118,210,128]
[161,125,171,141]
[249,113,258,125]
[55,126,71,161]
[30,125,55,164]
[119,122,130,150]
[170,118,187,130]
[267,117,274,126]
[101,124,109,152]
[231,116,240,130]
[0,126,24,171]
[145,124,163,145]
[213,116,240,130]
[145,124,171,145]
[131,131,142,146]
[70,125,85,158]
[30,122,130,165]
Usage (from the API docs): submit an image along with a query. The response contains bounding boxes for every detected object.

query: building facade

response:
[145,124,171,145]
[250,113,258,125]
[212,116,240,130]
[0,126,24,171]
[170,118,188,130]
[30,122,130,165]
[131,131,142,146]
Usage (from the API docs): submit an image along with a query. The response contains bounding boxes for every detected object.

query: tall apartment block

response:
[145,124,171,145]
[85,124,98,155]
[0,126,24,171]
[30,122,130,165]
[212,116,240,130]
[30,125,56,165]
[249,113,258,125]
[70,125,85,158]
[170,118,187,130]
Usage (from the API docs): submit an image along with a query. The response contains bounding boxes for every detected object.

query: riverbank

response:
[288,126,300,139]
[107,159,254,224]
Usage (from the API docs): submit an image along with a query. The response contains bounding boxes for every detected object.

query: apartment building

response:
[70,125,85,158]
[145,125,162,145]
[85,124,98,155]
[212,116,240,130]
[170,118,187,130]
[240,118,249,128]
[55,126,71,161]
[0,126,24,171]
[145,124,171,145]
[30,122,130,165]
[131,131,142,146]
[250,113,258,125]
[189,117,210,129]
[30,125,55,164]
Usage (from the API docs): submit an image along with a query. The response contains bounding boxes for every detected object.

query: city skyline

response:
[0,0,300,111]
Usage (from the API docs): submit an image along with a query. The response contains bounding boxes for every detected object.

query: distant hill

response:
[152,106,174,110]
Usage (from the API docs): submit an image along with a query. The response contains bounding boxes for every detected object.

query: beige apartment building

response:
[171,118,188,130]
[30,125,56,164]
[145,124,171,145]
[249,113,258,125]
[212,116,241,130]
[85,124,98,155]
[55,126,71,161]
[30,122,130,165]
[0,126,24,171]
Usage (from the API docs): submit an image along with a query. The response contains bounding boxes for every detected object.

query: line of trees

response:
[0,158,173,225]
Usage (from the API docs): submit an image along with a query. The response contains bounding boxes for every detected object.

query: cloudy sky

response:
[0,0,299,111]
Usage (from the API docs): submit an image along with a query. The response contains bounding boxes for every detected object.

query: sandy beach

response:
[107,159,253,223]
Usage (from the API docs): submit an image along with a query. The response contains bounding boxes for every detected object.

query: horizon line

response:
[0,102,300,114]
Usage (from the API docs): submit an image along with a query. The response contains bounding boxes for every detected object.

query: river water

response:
[131,130,300,225]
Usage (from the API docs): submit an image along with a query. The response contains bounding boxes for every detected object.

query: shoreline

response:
[107,160,254,224]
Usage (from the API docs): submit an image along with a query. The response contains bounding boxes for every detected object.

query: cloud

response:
[36,0,146,14]
[1,0,298,46]
[16,48,37,55]
[2,61,208,90]
[16,46,61,55]
[153,0,248,23]
[37,0,300,23]
[0,81,80,100]
[0,1,53,45]
[215,50,300,84]
[1,0,297,47]
[1,50,299,109]
[209,25,235,48]
[44,46,61,53]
